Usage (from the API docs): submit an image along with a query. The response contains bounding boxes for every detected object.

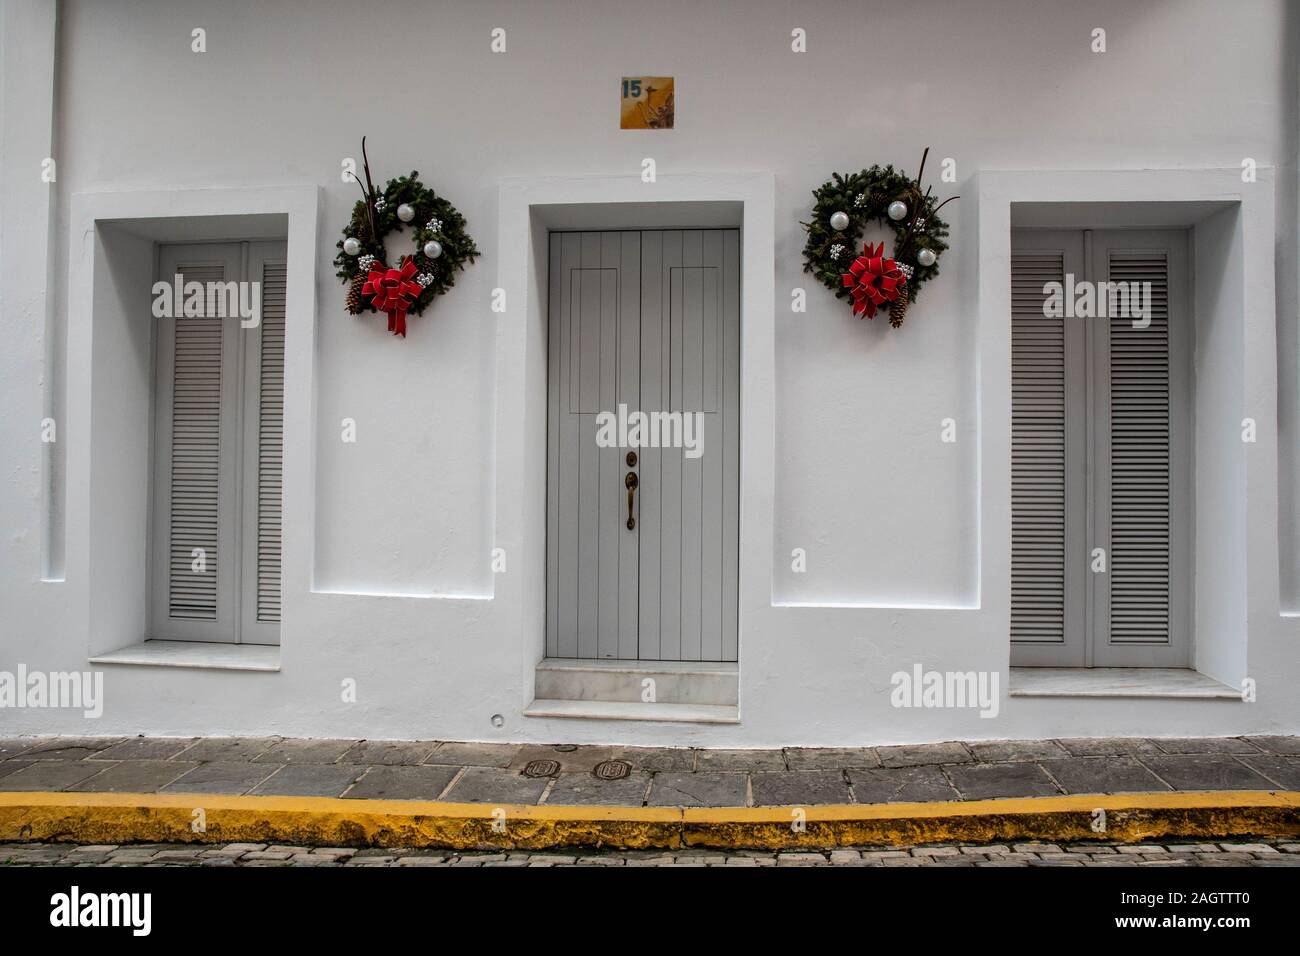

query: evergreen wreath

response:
[335,137,480,337]
[801,147,956,327]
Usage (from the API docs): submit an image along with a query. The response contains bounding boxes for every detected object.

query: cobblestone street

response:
[3,840,1298,867]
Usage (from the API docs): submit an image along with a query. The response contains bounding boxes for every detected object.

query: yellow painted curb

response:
[680,791,1300,848]
[1,790,1297,850]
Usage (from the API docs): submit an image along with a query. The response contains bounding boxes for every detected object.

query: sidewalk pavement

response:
[2,734,1297,850]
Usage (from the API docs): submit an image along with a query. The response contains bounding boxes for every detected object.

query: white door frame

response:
[494,174,776,708]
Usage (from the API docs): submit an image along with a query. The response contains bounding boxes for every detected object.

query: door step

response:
[534,658,738,705]
[528,658,739,723]
[523,699,739,724]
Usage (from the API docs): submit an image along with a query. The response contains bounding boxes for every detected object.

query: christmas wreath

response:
[801,147,956,327]
[335,137,480,337]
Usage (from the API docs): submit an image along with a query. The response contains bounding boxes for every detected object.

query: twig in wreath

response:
[345,136,381,245]
[895,146,958,261]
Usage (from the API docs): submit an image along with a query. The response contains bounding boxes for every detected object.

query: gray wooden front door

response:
[545,230,740,661]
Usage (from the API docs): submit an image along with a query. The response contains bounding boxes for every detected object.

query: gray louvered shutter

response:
[255,261,285,624]
[1010,231,1087,666]
[1010,251,1068,645]
[1105,252,1171,645]
[167,263,225,621]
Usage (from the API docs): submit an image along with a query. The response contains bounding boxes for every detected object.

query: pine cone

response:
[870,190,887,207]
[345,273,365,314]
[889,296,910,328]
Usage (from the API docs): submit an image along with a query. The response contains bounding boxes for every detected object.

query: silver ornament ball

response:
[342,237,361,256]
[828,211,850,232]
[423,239,443,260]
[397,203,416,223]
[887,200,909,221]
[916,247,937,267]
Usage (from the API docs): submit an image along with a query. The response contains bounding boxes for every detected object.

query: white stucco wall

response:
[1,0,1297,746]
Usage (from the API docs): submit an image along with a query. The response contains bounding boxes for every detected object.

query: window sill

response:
[1009,667,1239,700]
[89,640,280,672]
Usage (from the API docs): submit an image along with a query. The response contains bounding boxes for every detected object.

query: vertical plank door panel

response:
[617,231,642,660]
[638,231,665,661]
[597,234,622,658]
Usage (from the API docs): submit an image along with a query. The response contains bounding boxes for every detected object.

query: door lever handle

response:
[625,471,639,530]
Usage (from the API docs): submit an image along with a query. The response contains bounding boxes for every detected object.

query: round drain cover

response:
[593,759,631,781]
[522,759,560,778]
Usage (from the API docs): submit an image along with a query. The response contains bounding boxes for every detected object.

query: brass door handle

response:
[625,471,638,530]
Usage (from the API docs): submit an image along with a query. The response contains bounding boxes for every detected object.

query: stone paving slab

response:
[0,760,33,782]
[750,770,851,805]
[783,747,880,770]
[251,739,357,765]
[543,771,651,806]
[1,760,111,791]
[967,740,1070,762]
[0,740,37,761]
[1152,737,1264,755]
[339,741,440,766]
[176,737,282,762]
[847,765,961,803]
[68,760,199,793]
[1240,755,1300,789]
[1039,756,1172,794]
[249,764,364,797]
[94,738,198,761]
[944,762,1060,799]
[342,765,459,801]
[1055,737,1166,757]
[1247,736,1300,756]
[647,771,749,807]
[1140,755,1279,791]
[22,738,123,761]
[161,762,280,795]
[609,746,696,772]
[695,749,786,772]
[424,742,517,768]
[0,735,1295,809]
[443,767,547,804]
[878,742,973,768]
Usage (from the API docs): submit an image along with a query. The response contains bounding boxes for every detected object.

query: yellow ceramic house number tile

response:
[620,77,674,129]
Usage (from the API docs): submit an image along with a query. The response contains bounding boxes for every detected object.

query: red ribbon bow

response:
[841,242,907,319]
[361,257,423,337]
